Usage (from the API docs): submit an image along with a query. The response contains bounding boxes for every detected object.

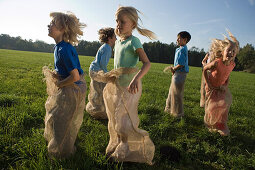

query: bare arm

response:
[127,48,151,94]
[203,60,217,90]
[170,64,184,75]
[202,53,209,66]
[56,69,80,88]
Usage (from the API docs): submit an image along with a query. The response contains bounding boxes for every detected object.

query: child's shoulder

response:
[101,43,111,49]
[180,45,188,50]
[59,41,73,49]
[99,43,111,53]
[177,45,188,54]
[59,41,75,54]
[130,35,142,47]
[131,35,140,42]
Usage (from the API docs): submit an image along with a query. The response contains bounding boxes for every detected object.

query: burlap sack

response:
[204,87,232,135]
[42,66,87,158]
[165,72,187,117]
[95,68,155,165]
[200,73,206,107]
[86,71,107,119]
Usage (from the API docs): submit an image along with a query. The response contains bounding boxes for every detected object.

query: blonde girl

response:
[44,12,86,158]
[103,6,156,164]
[203,30,239,136]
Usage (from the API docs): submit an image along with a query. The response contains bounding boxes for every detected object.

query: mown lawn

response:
[0,49,254,169]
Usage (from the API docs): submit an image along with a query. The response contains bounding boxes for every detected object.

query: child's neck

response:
[179,44,186,47]
[223,60,231,66]
[54,36,63,44]
[107,41,114,48]
[120,33,132,41]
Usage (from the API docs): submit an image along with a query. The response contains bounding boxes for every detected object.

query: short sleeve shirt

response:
[174,45,189,73]
[54,41,83,78]
[114,35,143,69]
[89,43,112,73]
[114,35,143,86]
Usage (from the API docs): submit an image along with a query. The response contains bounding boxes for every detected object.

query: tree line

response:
[0,34,254,72]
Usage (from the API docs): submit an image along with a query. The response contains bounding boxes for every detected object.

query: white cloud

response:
[248,0,255,5]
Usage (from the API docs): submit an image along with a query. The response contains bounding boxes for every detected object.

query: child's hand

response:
[108,76,116,83]
[128,78,139,94]
[51,72,59,80]
[54,80,62,88]
[170,67,175,75]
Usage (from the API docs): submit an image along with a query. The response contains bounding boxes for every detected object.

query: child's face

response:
[115,14,135,37]
[222,43,237,62]
[108,33,117,46]
[48,20,63,39]
[177,35,187,46]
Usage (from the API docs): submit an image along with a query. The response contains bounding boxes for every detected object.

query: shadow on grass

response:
[0,94,20,107]
[228,132,255,153]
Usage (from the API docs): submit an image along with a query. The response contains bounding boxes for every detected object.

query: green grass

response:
[0,49,254,169]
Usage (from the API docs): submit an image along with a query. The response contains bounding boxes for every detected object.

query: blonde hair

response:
[115,6,157,40]
[209,30,240,61]
[50,12,86,45]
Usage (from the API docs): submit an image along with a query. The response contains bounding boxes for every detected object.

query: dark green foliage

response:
[236,44,255,72]
[0,34,215,68]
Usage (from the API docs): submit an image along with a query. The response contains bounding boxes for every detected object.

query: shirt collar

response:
[54,40,65,49]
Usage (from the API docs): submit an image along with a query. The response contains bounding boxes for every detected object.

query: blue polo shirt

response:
[54,41,83,78]
[89,43,112,73]
[174,45,189,73]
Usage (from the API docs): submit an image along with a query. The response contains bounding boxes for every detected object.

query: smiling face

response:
[222,43,237,63]
[115,14,135,38]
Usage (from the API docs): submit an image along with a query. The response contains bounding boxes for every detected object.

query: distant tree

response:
[236,44,255,72]
[143,41,177,64]
[75,40,101,56]
[1,33,254,72]
[189,46,206,67]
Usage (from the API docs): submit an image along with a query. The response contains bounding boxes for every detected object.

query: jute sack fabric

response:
[43,66,87,158]
[94,68,155,165]
[86,70,107,119]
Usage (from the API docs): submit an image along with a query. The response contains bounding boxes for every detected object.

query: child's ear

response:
[132,22,136,29]
[184,38,188,43]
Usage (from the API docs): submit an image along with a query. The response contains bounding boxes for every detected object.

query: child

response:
[164,31,191,118]
[43,12,87,158]
[200,52,211,107]
[203,31,239,136]
[86,28,116,119]
[103,6,156,164]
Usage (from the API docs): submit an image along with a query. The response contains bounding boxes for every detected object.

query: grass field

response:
[0,49,255,170]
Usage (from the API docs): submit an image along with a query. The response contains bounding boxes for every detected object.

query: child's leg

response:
[110,97,131,159]
[45,87,77,157]
[200,73,206,107]
[103,83,121,155]
[165,76,173,112]
[86,71,107,119]
[170,72,187,117]
[204,88,232,136]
